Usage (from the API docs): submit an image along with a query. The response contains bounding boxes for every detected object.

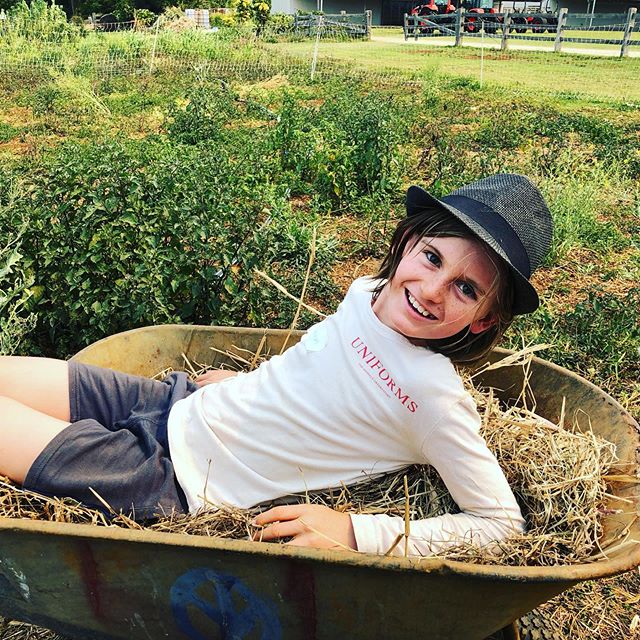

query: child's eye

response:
[457,281,477,300]
[424,251,441,267]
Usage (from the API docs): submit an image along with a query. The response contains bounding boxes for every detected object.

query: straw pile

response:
[463,368,619,566]
[521,567,640,638]
[0,620,66,640]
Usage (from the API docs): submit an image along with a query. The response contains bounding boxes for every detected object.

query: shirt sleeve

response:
[350,393,525,557]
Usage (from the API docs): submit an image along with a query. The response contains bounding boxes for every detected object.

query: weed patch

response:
[3,139,338,356]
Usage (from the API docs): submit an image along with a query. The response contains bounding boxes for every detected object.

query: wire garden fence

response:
[0,8,638,90]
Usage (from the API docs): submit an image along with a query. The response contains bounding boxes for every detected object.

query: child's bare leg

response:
[0,395,70,484]
[0,356,70,422]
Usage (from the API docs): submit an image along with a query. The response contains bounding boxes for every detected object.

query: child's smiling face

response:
[372,234,500,343]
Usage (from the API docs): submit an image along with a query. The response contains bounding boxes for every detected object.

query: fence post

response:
[310,15,323,80]
[365,9,372,39]
[479,22,485,88]
[455,8,464,46]
[620,7,637,57]
[148,14,161,75]
[500,9,511,50]
[554,7,568,53]
[404,13,409,40]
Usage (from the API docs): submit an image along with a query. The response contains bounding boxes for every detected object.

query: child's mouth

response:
[406,291,437,320]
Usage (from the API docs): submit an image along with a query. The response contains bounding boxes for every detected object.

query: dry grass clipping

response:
[464,371,618,566]
[0,619,66,640]
[520,566,640,639]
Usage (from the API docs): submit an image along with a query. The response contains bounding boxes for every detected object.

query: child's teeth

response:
[408,293,432,318]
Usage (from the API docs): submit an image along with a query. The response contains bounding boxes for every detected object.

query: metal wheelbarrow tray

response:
[1,324,638,640]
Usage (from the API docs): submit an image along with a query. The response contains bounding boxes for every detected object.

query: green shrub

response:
[209,11,236,27]
[534,112,640,179]
[134,8,157,26]
[13,139,338,356]
[232,0,269,25]
[4,0,81,42]
[0,121,19,143]
[474,108,536,151]
[544,174,626,263]
[30,82,65,117]
[323,88,407,197]
[268,85,408,209]
[166,83,239,144]
[266,11,293,32]
[0,197,36,355]
[510,289,640,399]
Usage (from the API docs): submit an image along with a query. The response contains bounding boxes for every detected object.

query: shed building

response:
[271,0,638,24]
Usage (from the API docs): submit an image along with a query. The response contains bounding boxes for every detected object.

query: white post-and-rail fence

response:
[294,11,373,39]
[403,7,638,57]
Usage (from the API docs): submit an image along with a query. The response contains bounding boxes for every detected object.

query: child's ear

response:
[469,314,497,335]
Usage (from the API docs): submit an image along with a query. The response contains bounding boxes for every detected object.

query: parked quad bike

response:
[411,1,559,35]
[511,12,559,33]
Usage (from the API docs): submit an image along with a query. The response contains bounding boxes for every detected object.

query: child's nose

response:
[420,275,446,303]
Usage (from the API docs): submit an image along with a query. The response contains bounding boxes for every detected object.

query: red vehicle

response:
[462,0,498,33]
[410,0,457,17]
[410,0,457,33]
[410,0,558,35]
[410,0,497,33]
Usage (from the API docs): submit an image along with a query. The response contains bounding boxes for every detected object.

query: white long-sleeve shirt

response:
[167,277,525,556]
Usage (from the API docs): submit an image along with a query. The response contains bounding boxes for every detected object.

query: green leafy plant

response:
[544,174,627,263]
[268,84,409,209]
[510,289,640,402]
[134,8,156,26]
[12,139,337,355]
[0,121,19,143]
[166,83,239,144]
[225,0,270,33]
[3,0,81,42]
[0,198,36,355]
[265,12,293,33]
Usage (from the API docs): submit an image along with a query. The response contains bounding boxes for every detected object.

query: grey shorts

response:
[23,361,198,520]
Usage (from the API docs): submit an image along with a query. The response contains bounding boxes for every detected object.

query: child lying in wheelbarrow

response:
[0,173,553,557]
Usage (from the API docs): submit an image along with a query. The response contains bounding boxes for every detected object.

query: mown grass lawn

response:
[270,37,640,101]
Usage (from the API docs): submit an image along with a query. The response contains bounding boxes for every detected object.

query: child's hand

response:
[252,504,357,552]
[194,369,238,387]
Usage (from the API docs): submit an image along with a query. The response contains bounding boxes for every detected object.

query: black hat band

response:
[441,195,532,278]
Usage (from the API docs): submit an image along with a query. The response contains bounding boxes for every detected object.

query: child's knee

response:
[0,393,31,416]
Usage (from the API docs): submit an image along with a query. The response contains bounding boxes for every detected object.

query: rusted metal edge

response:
[1,514,638,583]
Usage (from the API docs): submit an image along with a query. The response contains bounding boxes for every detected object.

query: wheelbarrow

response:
[0,324,638,640]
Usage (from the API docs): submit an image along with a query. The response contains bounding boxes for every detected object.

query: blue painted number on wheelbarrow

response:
[170,568,282,640]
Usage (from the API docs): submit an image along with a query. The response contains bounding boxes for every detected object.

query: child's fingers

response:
[194,369,237,386]
[251,505,312,541]
[252,519,302,542]
[252,505,305,526]
[285,534,333,549]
